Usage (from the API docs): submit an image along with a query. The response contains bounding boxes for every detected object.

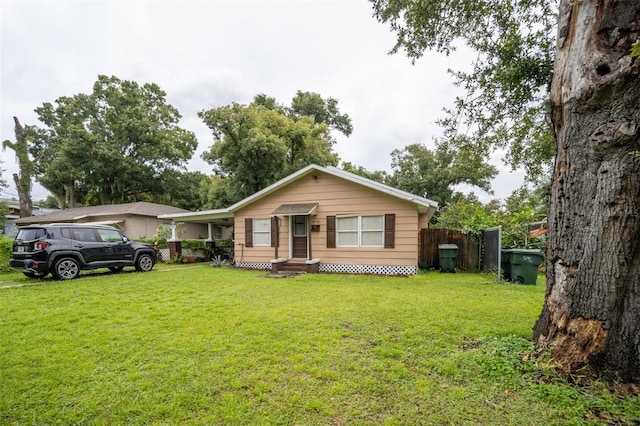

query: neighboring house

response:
[160,164,438,275]
[11,201,208,240]
[1,198,58,237]
[529,220,548,238]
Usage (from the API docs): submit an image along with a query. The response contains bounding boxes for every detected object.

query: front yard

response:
[1,265,638,424]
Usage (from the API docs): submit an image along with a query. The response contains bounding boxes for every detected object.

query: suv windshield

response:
[16,228,46,241]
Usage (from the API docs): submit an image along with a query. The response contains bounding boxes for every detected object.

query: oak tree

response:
[372,0,640,381]
[199,93,346,203]
[532,0,640,382]
[372,0,556,183]
[31,75,197,207]
[386,143,497,206]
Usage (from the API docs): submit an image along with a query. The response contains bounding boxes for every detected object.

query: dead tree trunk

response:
[3,117,33,218]
[14,117,33,217]
[533,0,640,382]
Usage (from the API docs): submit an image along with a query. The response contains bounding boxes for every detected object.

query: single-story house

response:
[11,201,210,240]
[159,164,438,275]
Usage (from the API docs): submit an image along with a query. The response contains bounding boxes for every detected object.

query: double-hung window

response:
[336,215,384,247]
[253,218,271,246]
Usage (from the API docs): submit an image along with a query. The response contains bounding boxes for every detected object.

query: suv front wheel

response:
[135,253,154,272]
[53,258,80,280]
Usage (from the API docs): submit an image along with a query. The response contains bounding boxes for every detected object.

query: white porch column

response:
[207,223,213,242]
[168,221,178,241]
[167,221,181,259]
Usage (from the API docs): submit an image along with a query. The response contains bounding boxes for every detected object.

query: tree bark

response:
[11,117,33,218]
[533,0,640,382]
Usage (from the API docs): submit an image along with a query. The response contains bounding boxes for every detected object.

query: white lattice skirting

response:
[158,248,171,261]
[157,247,204,261]
[235,261,272,271]
[235,261,417,276]
[319,263,417,275]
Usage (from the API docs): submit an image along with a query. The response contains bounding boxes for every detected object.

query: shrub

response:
[0,236,13,273]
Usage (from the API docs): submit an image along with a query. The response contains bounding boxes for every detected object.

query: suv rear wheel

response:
[53,258,80,280]
[135,253,154,272]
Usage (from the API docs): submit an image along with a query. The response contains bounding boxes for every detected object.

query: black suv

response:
[9,224,157,280]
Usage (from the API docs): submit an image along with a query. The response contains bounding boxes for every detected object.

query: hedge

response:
[0,236,13,273]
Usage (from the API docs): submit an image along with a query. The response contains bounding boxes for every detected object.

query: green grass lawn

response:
[1,265,638,425]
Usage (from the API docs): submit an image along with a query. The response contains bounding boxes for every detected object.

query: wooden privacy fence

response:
[418,228,479,271]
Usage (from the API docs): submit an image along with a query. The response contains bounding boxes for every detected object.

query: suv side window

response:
[96,229,125,243]
[70,228,98,242]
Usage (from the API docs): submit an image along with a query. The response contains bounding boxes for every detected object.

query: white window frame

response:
[253,218,271,246]
[336,215,384,247]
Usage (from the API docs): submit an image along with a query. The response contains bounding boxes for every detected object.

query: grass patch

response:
[1,265,638,424]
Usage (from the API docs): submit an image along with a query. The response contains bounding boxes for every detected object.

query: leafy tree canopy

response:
[385,143,497,206]
[340,161,389,183]
[199,92,349,203]
[155,170,209,211]
[199,175,234,210]
[30,75,197,207]
[371,0,556,183]
[290,90,353,142]
[36,195,61,209]
[434,184,547,248]
[433,192,502,236]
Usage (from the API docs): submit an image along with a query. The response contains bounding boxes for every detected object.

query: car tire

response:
[135,253,154,272]
[53,258,80,280]
[108,266,124,273]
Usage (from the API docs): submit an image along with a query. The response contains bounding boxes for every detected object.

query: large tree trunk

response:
[11,117,33,218]
[533,0,640,382]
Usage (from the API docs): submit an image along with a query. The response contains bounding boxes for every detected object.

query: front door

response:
[291,215,308,259]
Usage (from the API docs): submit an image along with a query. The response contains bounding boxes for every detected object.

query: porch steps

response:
[278,260,308,273]
[271,259,320,274]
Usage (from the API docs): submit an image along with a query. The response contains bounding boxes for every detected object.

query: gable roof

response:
[230,164,438,213]
[13,201,190,224]
[159,164,438,222]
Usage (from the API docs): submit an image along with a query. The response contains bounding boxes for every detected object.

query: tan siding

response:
[418,213,429,229]
[235,171,420,266]
[220,226,233,240]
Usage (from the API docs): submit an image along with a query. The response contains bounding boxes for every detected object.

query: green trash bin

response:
[501,249,512,281]
[509,249,544,284]
[438,244,458,273]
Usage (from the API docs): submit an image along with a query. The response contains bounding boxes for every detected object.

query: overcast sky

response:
[1,0,525,203]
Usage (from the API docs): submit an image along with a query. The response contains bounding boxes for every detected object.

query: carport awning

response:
[271,203,318,216]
